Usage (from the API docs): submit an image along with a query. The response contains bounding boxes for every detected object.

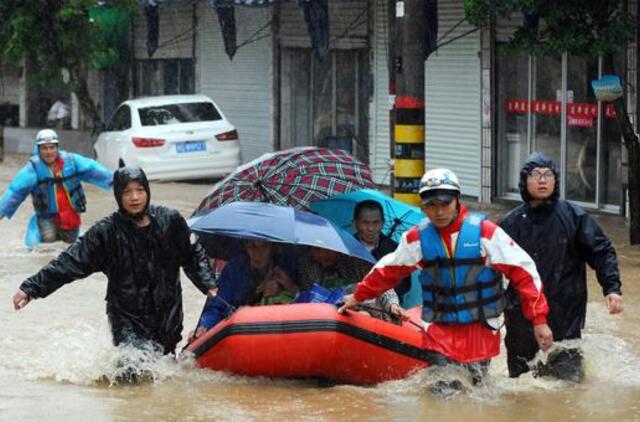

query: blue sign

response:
[591,75,623,102]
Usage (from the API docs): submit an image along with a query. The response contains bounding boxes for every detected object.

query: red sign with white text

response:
[505,99,615,119]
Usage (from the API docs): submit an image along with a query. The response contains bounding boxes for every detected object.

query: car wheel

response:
[118,159,125,168]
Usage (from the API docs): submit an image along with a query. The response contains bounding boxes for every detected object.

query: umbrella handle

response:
[388,218,403,239]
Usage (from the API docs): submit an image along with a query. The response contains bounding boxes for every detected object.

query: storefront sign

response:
[567,115,594,128]
[505,99,615,118]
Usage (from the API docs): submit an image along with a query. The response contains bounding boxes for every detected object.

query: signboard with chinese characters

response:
[505,99,615,119]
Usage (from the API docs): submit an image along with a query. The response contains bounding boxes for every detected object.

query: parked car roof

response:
[124,94,215,108]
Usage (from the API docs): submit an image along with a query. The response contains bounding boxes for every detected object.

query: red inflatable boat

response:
[184,303,432,385]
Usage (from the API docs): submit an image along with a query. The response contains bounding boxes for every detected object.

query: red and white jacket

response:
[353,205,549,363]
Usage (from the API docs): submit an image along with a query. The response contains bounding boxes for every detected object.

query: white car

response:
[94,94,241,181]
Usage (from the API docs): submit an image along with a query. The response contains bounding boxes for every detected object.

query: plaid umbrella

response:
[192,147,376,217]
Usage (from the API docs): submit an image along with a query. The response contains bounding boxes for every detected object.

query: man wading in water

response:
[499,152,623,382]
[0,129,112,246]
[12,167,217,380]
[339,168,553,389]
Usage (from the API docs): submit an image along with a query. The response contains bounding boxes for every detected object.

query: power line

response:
[328,3,369,47]
[236,15,273,51]
[436,16,466,44]
[434,27,479,51]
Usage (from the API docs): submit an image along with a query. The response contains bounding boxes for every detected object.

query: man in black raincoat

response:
[12,166,217,355]
[499,152,623,381]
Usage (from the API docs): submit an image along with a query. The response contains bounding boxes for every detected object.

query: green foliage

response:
[0,0,137,125]
[0,0,136,79]
[90,6,132,69]
[464,0,633,57]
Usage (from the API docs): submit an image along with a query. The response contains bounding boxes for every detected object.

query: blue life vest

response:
[29,151,87,218]
[418,213,505,324]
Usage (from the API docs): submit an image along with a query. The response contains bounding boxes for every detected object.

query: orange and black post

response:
[393,0,425,206]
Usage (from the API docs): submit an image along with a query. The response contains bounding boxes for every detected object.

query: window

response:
[496,48,623,209]
[138,102,222,127]
[107,105,131,131]
[496,52,529,194]
[565,55,599,203]
[135,59,194,96]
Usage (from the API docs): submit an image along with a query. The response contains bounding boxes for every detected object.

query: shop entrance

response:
[497,52,623,211]
[280,48,369,163]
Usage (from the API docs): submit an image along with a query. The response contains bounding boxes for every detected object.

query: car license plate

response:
[176,141,207,153]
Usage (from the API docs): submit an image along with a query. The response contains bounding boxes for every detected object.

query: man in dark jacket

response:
[352,200,411,300]
[12,166,217,355]
[499,152,623,381]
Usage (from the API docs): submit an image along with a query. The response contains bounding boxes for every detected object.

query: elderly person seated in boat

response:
[191,239,297,340]
[296,246,403,319]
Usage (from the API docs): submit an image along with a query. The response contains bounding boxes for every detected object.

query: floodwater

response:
[1,153,639,421]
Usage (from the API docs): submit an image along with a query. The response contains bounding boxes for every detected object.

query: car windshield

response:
[138,102,222,126]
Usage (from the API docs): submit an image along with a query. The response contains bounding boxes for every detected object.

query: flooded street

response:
[1,153,640,421]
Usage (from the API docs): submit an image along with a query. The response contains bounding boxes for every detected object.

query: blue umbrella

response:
[311,189,426,308]
[310,189,425,243]
[189,201,376,264]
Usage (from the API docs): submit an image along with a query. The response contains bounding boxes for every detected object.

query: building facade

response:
[484,5,637,212]
[3,0,635,214]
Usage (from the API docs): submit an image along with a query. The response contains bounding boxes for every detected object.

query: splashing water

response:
[1,158,639,419]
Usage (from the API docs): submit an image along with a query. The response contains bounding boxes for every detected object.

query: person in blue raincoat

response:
[0,129,112,245]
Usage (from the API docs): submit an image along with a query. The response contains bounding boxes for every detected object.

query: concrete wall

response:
[2,127,94,157]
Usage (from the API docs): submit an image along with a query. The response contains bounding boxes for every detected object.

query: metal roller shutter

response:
[370,0,392,185]
[196,3,274,162]
[424,0,481,198]
[133,4,194,59]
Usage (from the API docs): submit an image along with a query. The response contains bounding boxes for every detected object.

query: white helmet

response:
[35,129,59,145]
[418,168,461,204]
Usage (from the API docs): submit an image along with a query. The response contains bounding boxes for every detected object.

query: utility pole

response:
[392,0,425,206]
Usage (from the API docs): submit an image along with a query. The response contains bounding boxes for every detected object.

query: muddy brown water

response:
[1,154,639,421]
